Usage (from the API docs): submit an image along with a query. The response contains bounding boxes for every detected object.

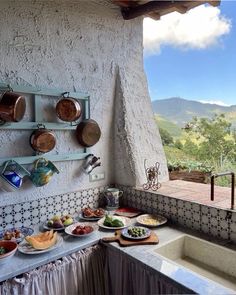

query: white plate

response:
[77,213,104,221]
[65,222,97,237]
[43,223,65,231]
[121,226,151,240]
[18,235,63,254]
[97,216,131,230]
[136,214,167,228]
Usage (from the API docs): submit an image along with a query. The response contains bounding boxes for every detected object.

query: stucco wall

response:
[0,0,168,206]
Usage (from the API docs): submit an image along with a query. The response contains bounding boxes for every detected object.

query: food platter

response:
[65,222,97,237]
[121,226,151,240]
[97,216,131,230]
[136,214,167,228]
[78,207,105,221]
[77,213,103,221]
[18,235,63,255]
[0,227,34,243]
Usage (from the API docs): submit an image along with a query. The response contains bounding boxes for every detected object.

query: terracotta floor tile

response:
[157,180,234,211]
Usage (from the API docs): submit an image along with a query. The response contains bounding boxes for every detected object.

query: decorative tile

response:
[1,185,235,243]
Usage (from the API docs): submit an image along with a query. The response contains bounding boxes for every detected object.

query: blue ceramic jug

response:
[0,160,30,192]
[30,158,59,187]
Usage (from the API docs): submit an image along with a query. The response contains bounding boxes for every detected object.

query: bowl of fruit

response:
[0,240,18,264]
[44,215,74,230]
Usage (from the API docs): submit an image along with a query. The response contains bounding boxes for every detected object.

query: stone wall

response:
[0,0,168,207]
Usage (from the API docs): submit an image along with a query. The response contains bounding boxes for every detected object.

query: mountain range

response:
[152,97,236,130]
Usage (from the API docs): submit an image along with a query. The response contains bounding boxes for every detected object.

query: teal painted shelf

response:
[0,82,90,166]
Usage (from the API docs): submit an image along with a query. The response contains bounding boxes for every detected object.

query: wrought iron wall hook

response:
[143,159,161,191]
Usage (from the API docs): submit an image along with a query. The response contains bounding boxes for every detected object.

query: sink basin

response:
[153,235,236,291]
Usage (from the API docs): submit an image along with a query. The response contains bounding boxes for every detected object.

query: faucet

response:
[211,172,235,210]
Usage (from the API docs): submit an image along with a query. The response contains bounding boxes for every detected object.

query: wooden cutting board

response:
[102,230,159,247]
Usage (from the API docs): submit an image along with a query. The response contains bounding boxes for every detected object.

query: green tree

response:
[174,139,183,150]
[159,128,174,146]
[185,114,236,167]
[183,139,199,158]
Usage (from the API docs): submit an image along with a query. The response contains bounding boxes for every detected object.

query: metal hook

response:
[37,123,46,129]
[7,84,13,92]
[0,119,6,126]
[62,92,70,98]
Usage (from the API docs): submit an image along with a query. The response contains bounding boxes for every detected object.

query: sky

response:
[143,0,236,106]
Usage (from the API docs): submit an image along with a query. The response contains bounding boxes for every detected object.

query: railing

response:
[211,172,235,210]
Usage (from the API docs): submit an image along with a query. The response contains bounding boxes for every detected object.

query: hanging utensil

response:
[0,160,30,192]
[0,88,26,123]
[30,158,59,187]
[56,92,82,122]
[30,125,56,153]
[75,119,101,147]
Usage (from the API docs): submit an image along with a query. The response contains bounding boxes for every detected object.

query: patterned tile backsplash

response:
[118,185,236,244]
[0,184,236,244]
[0,186,106,231]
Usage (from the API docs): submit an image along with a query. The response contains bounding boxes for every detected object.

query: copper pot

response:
[0,91,26,122]
[56,96,82,122]
[76,119,101,147]
[30,128,56,153]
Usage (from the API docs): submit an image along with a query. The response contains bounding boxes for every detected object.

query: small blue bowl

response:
[0,227,34,243]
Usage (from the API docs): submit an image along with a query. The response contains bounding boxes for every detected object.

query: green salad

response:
[0,246,6,255]
[103,215,124,227]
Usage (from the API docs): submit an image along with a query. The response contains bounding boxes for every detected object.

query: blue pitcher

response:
[30,158,59,187]
[0,160,30,192]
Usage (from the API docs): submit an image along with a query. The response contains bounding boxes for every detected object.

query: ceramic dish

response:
[115,207,142,218]
[97,216,131,230]
[136,214,167,228]
[65,222,97,237]
[79,208,105,221]
[77,213,104,221]
[0,227,34,243]
[121,226,151,240]
[43,223,66,231]
[18,235,63,255]
[0,240,18,265]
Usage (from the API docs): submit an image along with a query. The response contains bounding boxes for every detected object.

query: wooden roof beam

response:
[207,1,221,7]
[147,12,160,20]
[174,5,188,14]
[121,1,221,20]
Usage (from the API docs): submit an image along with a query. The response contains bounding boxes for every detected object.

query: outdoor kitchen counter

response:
[0,222,235,294]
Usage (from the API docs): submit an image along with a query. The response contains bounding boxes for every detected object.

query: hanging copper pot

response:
[75,119,101,147]
[0,91,26,122]
[30,127,56,153]
[56,93,82,122]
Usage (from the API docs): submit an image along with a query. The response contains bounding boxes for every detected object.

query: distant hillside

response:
[152,97,236,127]
[154,115,182,138]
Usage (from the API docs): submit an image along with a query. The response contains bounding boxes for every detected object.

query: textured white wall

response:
[0,0,168,206]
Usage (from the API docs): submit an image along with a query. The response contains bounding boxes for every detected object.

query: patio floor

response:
[157,180,235,211]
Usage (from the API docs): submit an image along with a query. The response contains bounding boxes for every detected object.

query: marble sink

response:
[153,235,236,291]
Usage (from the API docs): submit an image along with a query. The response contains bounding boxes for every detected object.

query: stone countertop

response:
[0,220,235,294]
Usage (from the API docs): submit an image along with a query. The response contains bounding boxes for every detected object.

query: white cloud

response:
[199,100,230,106]
[143,5,231,55]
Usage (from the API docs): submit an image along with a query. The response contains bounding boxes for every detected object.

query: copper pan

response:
[75,119,101,147]
[0,91,26,122]
[30,128,56,153]
[56,93,82,122]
